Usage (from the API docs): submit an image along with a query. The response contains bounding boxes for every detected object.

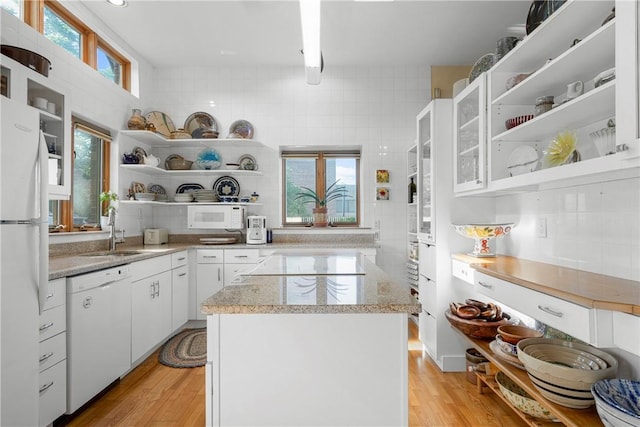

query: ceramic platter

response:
[184,112,218,138]
[237,154,258,171]
[195,147,222,170]
[147,184,166,195]
[228,119,254,139]
[506,146,538,177]
[132,146,147,163]
[176,183,204,194]
[469,53,495,83]
[131,181,146,193]
[144,111,176,138]
[213,176,240,198]
[489,340,526,370]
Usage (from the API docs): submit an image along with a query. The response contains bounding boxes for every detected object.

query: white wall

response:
[495,177,640,282]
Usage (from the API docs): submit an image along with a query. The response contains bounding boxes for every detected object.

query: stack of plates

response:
[173,193,193,203]
[193,189,216,203]
[134,192,155,201]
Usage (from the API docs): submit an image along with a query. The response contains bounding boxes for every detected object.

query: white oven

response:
[187,205,245,230]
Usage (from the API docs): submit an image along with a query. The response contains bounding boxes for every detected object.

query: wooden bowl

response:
[444,309,516,340]
[497,325,543,345]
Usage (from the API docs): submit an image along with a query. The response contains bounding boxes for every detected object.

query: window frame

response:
[281,150,360,228]
[57,119,111,232]
[23,0,131,91]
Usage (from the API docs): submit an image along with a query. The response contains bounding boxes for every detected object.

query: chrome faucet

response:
[108,210,125,251]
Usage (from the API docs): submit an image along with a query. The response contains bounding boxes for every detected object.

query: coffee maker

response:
[246,215,267,245]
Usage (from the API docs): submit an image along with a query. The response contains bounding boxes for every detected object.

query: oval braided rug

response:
[159,328,206,368]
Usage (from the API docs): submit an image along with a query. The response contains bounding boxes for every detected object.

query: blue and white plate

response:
[195,148,222,170]
[147,184,166,195]
[213,176,240,198]
[592,379,640,420]
[176,183,205,194]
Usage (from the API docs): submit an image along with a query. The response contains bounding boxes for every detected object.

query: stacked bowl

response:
[192,189,216,203]
[517,338,618,409]
[592,379,640,427]
[173,193,193,203]
[134,192,155,201]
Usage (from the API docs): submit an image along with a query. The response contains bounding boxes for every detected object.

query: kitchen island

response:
[201,251,420,427]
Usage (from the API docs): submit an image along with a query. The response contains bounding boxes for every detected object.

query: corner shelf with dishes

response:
[119,163,263,177]
[120,200,262,206]
[118,130,264,148]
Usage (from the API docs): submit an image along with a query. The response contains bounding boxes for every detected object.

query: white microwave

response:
[187,205,246,230]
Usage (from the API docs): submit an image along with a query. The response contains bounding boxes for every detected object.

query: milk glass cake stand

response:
[452,223,514,257]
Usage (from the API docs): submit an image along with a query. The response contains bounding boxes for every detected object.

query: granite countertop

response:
[201,251,421,315]
[453,254,640,316]
[49,242,378,280]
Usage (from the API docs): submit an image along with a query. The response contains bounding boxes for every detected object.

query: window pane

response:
[48,200,60,227]
[44,6,81,58]
[97,46,122,85]
[284,158,316,224]
[73,128,103,227]
[326,158,357,224]
[0,0,20,18]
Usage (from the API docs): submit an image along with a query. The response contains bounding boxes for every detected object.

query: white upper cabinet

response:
[461,0,638,196]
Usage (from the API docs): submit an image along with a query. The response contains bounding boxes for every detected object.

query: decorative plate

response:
[507,146,538,177]
[228,119,254,139]
[131,181,146,193]
[469,53,495,83]
[237,154,258,171]
[144,111,176,137]
[132,146,148,163]
[213,176,240,198]
[195,148,222,170]
[176,183,205,194]
[147,184,166,195]
[184,112,218,139]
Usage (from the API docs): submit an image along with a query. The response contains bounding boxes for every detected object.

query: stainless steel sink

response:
[80,250,144,257]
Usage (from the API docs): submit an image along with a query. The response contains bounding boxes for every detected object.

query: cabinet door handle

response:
[477,280,493,289]
[39,322,54,331]
[39,381,54,393]
[178,272,187,277]
[218,268,221,281]
[155,280,160,298]
[538,305,563,318]
[150,283,156,299]
[177,257,186,261]
[39,352,54,362]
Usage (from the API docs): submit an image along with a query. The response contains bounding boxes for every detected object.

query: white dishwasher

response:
[66,265,132,414]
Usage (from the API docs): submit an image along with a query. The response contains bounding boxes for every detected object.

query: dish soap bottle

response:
[408,177,416,204]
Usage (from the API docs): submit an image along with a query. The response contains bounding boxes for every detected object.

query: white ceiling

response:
[81,0,531,69]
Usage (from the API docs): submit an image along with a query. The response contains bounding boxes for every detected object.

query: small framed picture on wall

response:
[376,187,389,200]
[376,170,390,184]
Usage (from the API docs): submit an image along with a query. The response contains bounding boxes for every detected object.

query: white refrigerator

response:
[0,96,50,426]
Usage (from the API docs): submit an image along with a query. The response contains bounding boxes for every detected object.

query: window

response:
[282,149,360,227]
[51,120,110,232]
[15,0,131,91]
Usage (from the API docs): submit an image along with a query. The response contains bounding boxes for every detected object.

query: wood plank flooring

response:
[58,321,526,427]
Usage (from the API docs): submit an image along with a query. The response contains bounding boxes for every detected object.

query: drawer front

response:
[130,254,172,279]
[38,304,66,342]
[475,273,594,343]
[419,242,436,281]
[451,259,474,285]
[171,250,189,268]
[419,311,436,357]
[613,312,640,355]
[42,278,66,312]
[39,360,66,427]
[197,249,224,264]
[39,331,66,372]
[224,249,259,264]
[418,274,437,315]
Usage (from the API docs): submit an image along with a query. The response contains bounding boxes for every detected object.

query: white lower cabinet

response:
[38,278,66,426]
[196,249,224,321]
[131,269,172,363]
[171,251,189,331]
[223,248,260,286]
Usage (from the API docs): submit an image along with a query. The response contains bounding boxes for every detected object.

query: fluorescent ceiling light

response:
[299,0,321,85]
[106,0,127,7]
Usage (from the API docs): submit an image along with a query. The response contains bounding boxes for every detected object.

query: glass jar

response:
[534,96,554,116]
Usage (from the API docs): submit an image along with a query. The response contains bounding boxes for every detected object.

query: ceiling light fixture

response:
[106,0,127,7]
[299,0,321,85]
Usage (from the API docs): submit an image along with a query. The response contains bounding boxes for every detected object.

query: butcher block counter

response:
[453,254,640,316]
[202,251,420,427]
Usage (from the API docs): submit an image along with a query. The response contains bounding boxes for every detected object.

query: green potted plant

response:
[99,190,118,229]
[294,180,348,227]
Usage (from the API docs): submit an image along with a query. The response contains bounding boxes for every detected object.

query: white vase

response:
[100,216,110,230]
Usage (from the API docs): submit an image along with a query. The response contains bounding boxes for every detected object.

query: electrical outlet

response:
[535,217,547,238]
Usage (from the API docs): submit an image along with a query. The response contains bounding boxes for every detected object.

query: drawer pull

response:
[203,256,218,259]
[39,322,54,331]
[234,255,248,258]
[39,381,54,393]
[46,293,54,300]
[177,257,186,261]
[477,281,493,289]
[538,305,563,318]
[178,272,187,277]
[39,352,54,362]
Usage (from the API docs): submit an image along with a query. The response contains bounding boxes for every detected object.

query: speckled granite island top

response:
[201,252,420,314]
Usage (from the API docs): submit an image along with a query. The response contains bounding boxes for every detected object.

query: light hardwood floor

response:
[58,321,526,427]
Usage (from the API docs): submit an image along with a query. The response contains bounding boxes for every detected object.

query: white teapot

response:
[143,154,160,167]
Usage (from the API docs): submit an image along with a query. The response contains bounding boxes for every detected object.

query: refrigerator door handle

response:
[37,130,50,314]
